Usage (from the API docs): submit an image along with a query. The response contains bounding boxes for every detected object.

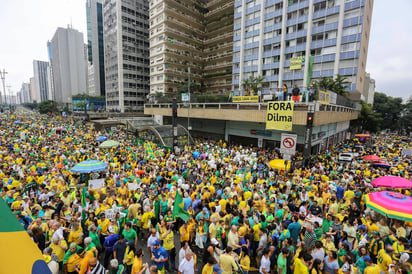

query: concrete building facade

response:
[50,27,87,104]
[87,0,106,97]
[33,60,50,102]
[232,0,373,99]
[149,0,234,95]
[103,0,150,112]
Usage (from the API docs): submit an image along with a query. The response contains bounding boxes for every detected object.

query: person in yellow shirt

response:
[161,226,176,272]
[219,246,238,274]
[363,256,381,274]
[179,222,190,243]
[49,237,68,264]
[98,213,110,236]
[123,245,136,273]
[377,247,394,274]
[393,237,407,260]
[132,248,149,274]
[68,222,83,245]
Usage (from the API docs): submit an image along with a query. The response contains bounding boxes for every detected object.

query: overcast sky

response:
[0,0,411,98]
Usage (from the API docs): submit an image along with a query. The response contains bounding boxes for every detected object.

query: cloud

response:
[366,0,412,98]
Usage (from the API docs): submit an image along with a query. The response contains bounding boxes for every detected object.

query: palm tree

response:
[250,75,265,94]
[311,74,350,96]
[242,77,251,95]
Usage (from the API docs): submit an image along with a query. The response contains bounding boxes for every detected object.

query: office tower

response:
[149,0,234,95]
[86,0,105,97]
[20,82,31,103]
[33,60,50,102]
[232,0,373,99]
[50,26,87,104]
[29,77,37,103]
[103,0,150,112]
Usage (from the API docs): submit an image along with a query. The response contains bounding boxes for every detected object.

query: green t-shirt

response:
[322,219,333,233]
[122,228,137,243]
[277,255,287,274]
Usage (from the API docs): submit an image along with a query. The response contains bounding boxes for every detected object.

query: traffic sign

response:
[280,133,297,155]
[181,93,190,102]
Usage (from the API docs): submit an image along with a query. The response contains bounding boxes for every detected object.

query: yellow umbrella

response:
[269,159,291,170]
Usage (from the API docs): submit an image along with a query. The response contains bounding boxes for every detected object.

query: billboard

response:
[266,101,294,131]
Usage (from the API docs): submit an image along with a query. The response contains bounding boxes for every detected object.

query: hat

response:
[363,256,372,262]
[358,225,366,231]
[211,238,219,245]
[70,243,77,249]
[108,226,115,234]
[202,207,208,212]
[152,239,160,247]
[372,231,380,235]
[213,264,222,274]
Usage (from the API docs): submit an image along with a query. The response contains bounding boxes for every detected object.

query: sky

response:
[0,0,411,98]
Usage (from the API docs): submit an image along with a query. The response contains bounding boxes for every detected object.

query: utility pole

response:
[303,103,315,167]
[187,67,190,146]
[172,98,178,153]
[0,68,7,106]
[6,85,11,110]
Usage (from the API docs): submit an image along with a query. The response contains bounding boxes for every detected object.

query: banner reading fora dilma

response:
[266,101,294,131]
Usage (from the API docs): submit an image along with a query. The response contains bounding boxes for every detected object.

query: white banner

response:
[128,183,138,191]
[89,179,105,190]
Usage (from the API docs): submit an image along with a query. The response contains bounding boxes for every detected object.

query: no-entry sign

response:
[281,133,297,155]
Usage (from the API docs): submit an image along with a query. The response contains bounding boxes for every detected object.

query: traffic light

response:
[306,112,314,127]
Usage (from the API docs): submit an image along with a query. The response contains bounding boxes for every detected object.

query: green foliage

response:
[311,74,350,96]
[177,81,200,95]
[353,101,383,133]
[38,100,59,114]
[75,101,86,111]
[196,94,229,102]
[22,102,38,110]
[72,94,105,99]
[242,75,266,93]
[372,92,403,130]
[89,103,95,112]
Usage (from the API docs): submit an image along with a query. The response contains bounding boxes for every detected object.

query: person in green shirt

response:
[314,222,323,240]
[322,214,334,234]
[122,222,137,247]
[277,248,290,274]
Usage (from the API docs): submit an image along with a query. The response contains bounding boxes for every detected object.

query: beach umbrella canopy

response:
[71,160,108,173]
[96,136,108,142]
[99,140,120,148]
[269,159,290,170]
[14,121,23,125]
[363,155,382,162]
[364,191,412,222]
[371,176,412,189]
[373,161,391,168]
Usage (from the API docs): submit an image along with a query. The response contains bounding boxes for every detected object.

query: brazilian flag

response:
[0,198,51,273]
[172,192,190,222]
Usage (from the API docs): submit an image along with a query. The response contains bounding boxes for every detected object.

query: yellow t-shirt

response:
[98,219,110,234]
[132,257,143,273]
[50,239,68,262]
[66,254,82,272]
[68,229,82,243]
[377,249,392,274]
[364,264,382,274]
[141,212,154,229]
[124,247,134,266]
[162,231,175,251]
[180,226,190,242]
[202,264,214,274]
[294,258,309,274]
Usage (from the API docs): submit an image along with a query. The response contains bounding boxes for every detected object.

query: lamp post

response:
[187,67,190,145]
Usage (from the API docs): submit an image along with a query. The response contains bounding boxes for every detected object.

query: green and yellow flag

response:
[0,198,51,273]
[172,192,190,222]
[145,142,156,160]
[81,185,87,221]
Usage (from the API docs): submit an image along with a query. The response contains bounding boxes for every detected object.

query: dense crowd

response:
[2,110,412,274]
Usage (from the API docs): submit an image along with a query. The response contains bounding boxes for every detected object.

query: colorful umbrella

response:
[71,160,108,173]
[363,155,382,162]
[96,136,108,142]
[364,191,412,222]
[99,140,120,148]
[373,161,391,168]
[371,176,412,189]
[269,159,290,170]
[14,121,23,125]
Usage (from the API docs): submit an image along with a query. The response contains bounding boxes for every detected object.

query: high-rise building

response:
[29,77,37,103]
[103,0,150,112]
[19,82,31,103]
[232,0,373,99]
[149,0,234,95]
[50,27,87,104]
[46,41,55,101]
[86,0,105,97]
[33,60,50,102]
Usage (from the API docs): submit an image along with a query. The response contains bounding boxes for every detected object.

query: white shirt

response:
[178,257,195,274]
[147,234,159,247]
[260,256,271,274]
[179,246,192,265]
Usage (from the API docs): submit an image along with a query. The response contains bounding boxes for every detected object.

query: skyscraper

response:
[29,77,37,103]
[103,0,150,112]
[149,0,234,95]
[232,0,373,99]
[33,60,49,102]
[50,27,87,104]
[86,0,105,97]
[20,82,31,103]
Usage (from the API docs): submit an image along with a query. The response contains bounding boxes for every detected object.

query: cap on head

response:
[363,256,372,262]
[213,264,222,274]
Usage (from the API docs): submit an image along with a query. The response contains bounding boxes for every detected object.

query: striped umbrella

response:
[364,191,412,222]
[99,140,120,148]
[71,160,108,173]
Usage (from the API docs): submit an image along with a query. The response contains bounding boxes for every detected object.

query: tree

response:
[311,74,350,96]
[38,100,58,114]
[177,81,200,95]
[242,75,265,95]
[353,101,383,133]
[89,103,95,112]
[75,101,86,112]
[373,92,403,130]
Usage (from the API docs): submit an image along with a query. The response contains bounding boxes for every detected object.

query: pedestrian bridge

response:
[144,102,359,126]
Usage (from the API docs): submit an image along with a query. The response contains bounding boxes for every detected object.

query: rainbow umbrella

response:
[363,155,382,162]
[371,176,412,189]
[364,191,412,221]
[373,161,391,168]
[71,160,108,173]
[0,198,51,273]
